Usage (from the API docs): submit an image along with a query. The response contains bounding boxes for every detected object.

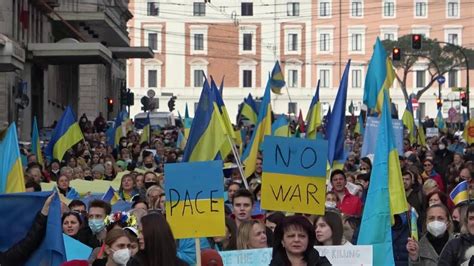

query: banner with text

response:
[261,136,328,215]
[164,160,225,239]
[361,116,404,157]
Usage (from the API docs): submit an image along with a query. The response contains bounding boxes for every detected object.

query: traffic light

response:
[168,96,176,112]
[392,47,401,61]
[107,98,114,113]
[120,89,128,106]
[412,34,422,50]
[461,91,468,107]
[436,98,443,109]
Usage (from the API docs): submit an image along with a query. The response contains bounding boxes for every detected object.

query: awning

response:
[0,34,26,71]
[28,42,112,64]
[109,47,154,59]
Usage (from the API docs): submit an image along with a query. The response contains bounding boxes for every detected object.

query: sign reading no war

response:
[261,136,328,215]
[164,160,225,239]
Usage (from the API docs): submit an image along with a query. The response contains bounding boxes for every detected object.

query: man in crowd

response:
[331,169,362,217]
[77,199,111,248]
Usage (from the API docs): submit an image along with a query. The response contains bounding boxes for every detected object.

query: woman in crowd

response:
[129,213,187,266]
[118,174,139,201]
[236,220,268,250]
[145,185,163,210]
[62,212,82,238]
[324,191,339,209]
[57,175,80,200]
[48,159,61,182]
[208,217,237,251]
[266,212,286,233]
[92,229,132,266]
[135,174,144,190]
[314,211,344,245]
[406,204,454,265]
[270,215,331,266]
[143,171,160,189]
[103,161,116,181]
[422,159,445,192]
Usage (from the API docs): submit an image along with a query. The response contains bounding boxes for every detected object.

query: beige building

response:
[127,0,473,121]
[0,0,152,140]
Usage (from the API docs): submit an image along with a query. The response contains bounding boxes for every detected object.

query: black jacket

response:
[438,233,474,266]
[0,212,47,266]
[269,248,331,266]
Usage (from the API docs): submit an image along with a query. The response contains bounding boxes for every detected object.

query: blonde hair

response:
[422,179,438,194]
[236,220,265,250]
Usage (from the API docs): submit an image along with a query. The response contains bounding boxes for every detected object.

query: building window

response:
[416,70,425,88]
[243,33,252,51]
[194,34,204,51]
[241,2,253,16]
[194,70,204,87]
[148,70,157,87]
[193,2,206,16]
[448,33,458,45]
[384,33,395,40]
[351,0,363,17]
[147,2,159,16]
[287,2,300,16]
[448,70,458,87]
[288,70,298,88]
[351,33,362,51]
[320,33,330,51]
[319,0,331,17]
[415,0,427,17]
[383,0,395,17]
[288,34,298,51]
[148,33,157,50]
[320,69,330,88]
[351,69,362,88]
[447,0,459,18]
[243,70,252,88]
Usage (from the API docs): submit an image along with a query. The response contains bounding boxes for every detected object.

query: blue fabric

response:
[177,238,211,265]
[66,188,80,200]
[0,192,66,265]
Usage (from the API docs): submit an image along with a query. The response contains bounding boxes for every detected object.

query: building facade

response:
[0,0,152,140]
[127,0,473,122]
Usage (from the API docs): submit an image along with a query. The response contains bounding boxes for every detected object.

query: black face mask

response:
[144,181,158,189]
[84,155,91,161]
[84,175,93,180]
[144,163,154,169]
[453,220,461,233]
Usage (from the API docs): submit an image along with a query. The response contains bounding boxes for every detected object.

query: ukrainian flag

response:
[306,80,322,139]
[0,123,26,193]
[272,115,290,137]
[450,180,469,206]
[242,78,272,178]
[354,113,365,136]
[184,103,193,139]
[240,93,258,124]
[270,60,286,95]
[114,111,128,147]
[327,60,350,167]
[211,77,236,158]
[177,130,187,150]
[102,186,120,205]
[436,109,445,130]
[363,37,396,114]
[358,89,408,266]
[402,96,417,144]
[32,116,44,168]
[140,112,151,144]
[417,125,426,146]
[183,79,227,162]
[45,106,84,161]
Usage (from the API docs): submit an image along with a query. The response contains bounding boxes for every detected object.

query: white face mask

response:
[439,144,446,150]
[112,248,131,265]
[325,201,337,209]
[427,221,447,237]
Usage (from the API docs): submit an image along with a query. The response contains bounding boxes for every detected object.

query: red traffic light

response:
[413,35,420,41]
[392,47,401,61]
[412,34,422,49]
[108,98,113,105]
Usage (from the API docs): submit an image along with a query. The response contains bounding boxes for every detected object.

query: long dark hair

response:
[136,212,178,266]
[272,215,316,265]
[208,217,238,251]
[314,211,344,245]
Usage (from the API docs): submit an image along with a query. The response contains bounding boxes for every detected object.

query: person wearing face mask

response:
[433,138,453,191]
[77,200,112,248]
[406,204,454,266]
[48,159,61,182]
[324,191,339,210]
[92,229,132,266]
[141,155,156,171]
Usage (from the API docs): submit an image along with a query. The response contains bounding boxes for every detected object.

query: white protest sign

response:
[219,245,372,266]
[425,127,439,138]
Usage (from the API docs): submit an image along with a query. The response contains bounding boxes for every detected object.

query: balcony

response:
[0,34,26,71]
[53,0,132,47]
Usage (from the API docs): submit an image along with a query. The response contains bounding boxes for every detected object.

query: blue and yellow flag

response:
[45,106,84,161]
[32,116,44,168]
[211,77,236,159]
[183,79,227,162]
[436,109,445,130]
[410,207,419,241]
[306,80,322,139]
[328,60,350,167]
[240,93,258,124]
[272,115,290,137]
[177,130,187,150]
[363,37,396,114]
[242,78,273,178]
[184,103,193,139]
[270,60,286,95]
[113,111,129,147]
[450,180,469,206]
[0,123,26,193]
[354,113,365,136]
[417,125,426,146]
[102,186,120,205]
[140,112,151,144]
[358,89,408,266]
[402,96,416,144]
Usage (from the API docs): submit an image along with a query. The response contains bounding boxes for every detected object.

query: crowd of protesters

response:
[6,111,474,266]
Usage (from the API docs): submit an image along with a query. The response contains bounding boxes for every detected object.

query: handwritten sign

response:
[164,160,225,239]
[261,136,328,215]
[361,116,404,157]
[219,246,372,266]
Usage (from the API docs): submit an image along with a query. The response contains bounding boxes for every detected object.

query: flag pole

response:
[195,238,201,266]
[227,135,249,190]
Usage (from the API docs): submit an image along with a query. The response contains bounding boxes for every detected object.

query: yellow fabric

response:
[53,123,84,161]
[6,159,25,193]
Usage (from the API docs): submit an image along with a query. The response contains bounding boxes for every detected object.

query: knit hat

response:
[92,164,105,174]
[201,249,223,266]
